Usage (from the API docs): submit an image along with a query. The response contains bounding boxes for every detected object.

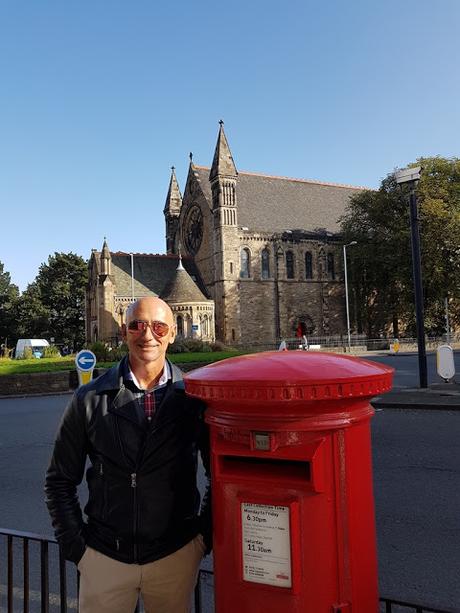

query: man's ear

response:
[121,323,127,341]
[168,325,176,345]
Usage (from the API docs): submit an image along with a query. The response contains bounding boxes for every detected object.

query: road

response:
[0,353,459,611]
[361,349,460,389]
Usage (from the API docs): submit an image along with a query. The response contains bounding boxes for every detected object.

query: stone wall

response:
[0,369,103,397]
[0,364,202,397]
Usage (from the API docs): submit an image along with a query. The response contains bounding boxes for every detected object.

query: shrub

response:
[110,343,128,361]
[88,342,110,362]
[168,338,215,354]
[23,346,33,360]
[209,340,230,352]
[168,340,190,354]
[182,339,211,353]
[43,345,61,358]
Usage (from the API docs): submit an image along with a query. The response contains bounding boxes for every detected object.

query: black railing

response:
[1,529,454,613]
[378,596,454,612]
[0,528,75,612]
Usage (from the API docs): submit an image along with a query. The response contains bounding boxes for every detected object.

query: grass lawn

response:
[0,350,243,375]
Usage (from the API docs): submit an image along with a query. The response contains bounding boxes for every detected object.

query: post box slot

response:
[220,455,311,482]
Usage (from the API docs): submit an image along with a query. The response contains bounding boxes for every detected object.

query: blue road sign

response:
[75,350,97,372]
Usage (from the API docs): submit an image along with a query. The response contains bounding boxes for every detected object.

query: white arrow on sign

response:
[78,357,95,365]
[75,350,97,372]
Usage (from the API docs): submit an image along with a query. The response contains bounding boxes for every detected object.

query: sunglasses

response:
[127,319,170,338]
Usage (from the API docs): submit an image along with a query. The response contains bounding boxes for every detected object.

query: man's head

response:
[122,297,176,370]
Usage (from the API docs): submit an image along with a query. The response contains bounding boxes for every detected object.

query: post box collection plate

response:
[241,502,292,588]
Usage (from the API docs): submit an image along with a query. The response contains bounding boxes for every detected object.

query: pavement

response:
[371,380,460,410]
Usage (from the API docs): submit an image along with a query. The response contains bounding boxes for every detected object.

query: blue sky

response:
[1,0,459,291]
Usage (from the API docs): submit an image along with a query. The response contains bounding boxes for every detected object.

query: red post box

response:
[185,351,393,613]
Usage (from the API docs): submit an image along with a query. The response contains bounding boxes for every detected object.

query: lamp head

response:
[394,166,421,185]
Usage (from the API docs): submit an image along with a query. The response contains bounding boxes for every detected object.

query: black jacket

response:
[45,357,211,565]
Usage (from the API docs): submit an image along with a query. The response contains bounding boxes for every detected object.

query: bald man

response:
[45,297,211,613]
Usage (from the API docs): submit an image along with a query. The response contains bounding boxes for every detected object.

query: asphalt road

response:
[0,356,459,611]
[361,350,460,389]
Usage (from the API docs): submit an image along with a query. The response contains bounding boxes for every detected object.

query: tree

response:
[341,156,460,338]
[16,253,88,350]
[37,252,88,349]
[0,261,20,348]
[15,282,50,340]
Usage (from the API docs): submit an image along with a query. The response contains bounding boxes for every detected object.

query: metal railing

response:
[1,529,454,613]
[236,334,460,354]
[378,596,454,612]
[0,528,75,613]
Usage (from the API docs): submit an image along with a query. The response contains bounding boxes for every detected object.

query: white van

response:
[14,339,50,359]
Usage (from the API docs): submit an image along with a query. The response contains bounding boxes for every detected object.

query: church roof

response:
[194,165,367,234]
[160,260,210,303]
[108,253,209,298]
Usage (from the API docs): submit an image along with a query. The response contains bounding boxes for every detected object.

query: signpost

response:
[75,349,97,386]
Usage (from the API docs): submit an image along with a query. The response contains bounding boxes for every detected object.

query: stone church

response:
[86,123,367,346]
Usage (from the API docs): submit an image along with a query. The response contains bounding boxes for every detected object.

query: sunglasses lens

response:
[152,322,169,337]
[128,320,145,332]
[127,320,169,337]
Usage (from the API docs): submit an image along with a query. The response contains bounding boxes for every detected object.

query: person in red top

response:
[45,297,211,613]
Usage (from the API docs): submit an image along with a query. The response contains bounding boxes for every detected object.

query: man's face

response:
[122,298,176,369]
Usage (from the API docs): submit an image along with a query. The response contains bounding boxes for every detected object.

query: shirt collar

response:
[124,360,171,392]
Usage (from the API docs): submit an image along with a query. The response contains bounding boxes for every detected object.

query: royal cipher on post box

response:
[185,351,393,613]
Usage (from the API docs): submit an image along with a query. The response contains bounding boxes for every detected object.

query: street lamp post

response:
[130,253,135,301]
[343,241,357,352]
[395,166,427,388]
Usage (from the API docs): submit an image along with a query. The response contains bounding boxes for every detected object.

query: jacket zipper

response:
[131,472,138,561]
[98,462,108,519]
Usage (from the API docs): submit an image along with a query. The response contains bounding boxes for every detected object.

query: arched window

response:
[286,251,295,279]
[177,315,184,337]
[327,253,335,280]
[261,248,270,279]
[240,248,251,278]
[305,252,313,279]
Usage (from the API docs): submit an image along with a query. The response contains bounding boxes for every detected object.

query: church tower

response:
[209,121,241,343]
[164,166,183,254]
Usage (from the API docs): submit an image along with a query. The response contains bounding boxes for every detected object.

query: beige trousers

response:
[77,535,205,613]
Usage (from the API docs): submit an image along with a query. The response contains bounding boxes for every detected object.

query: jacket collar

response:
[94,356,184,426]
[94,355,183,394]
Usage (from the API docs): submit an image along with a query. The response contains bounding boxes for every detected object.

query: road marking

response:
[0,584,77,609]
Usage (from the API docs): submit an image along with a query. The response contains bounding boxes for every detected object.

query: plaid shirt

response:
[123,361,171,423]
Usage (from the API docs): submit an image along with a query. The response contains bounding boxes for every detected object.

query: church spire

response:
[163,166,183,216]
[209,120,237,182]
[101,237,111,275]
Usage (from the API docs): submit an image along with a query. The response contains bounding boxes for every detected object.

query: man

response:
[45,297,211,613]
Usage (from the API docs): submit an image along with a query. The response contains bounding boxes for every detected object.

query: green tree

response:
[341,156,460,337]
[416,157,460,334]
[15,282,50,339]
[37,252,88,349]
[16,253,88,350]
[0,261,20,348]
